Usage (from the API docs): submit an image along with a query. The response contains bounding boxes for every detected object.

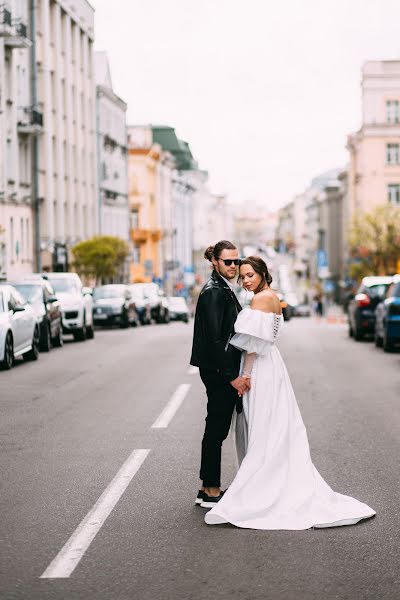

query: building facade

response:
[35,0,97,271]
[347,61,400,222]
[95,51,128,242]
[0,0,38,279]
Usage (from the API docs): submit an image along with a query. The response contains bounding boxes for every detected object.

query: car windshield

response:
[364,284,389,299]
[48,278,79,294]
[0,292,4,312]
[12,284,42,304]
[93,286,125,299]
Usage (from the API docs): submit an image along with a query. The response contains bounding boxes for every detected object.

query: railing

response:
[0,4,12,27]
[18,107,44,130]
[15,20,27,38]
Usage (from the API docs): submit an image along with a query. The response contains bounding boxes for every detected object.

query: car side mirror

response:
[47,295,58,303]
[13,305,25,313]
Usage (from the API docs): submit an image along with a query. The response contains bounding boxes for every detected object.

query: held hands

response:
[230,376,251,397]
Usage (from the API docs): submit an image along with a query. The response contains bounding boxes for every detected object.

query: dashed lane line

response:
[151,383,191,429]
[40,448,150,579]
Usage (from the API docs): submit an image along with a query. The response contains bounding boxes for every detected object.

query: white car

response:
[0,284,40,370]
[39,273,94,341]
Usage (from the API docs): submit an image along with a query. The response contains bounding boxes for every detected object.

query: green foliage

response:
[72,236,129,284]
[348,205,400,280]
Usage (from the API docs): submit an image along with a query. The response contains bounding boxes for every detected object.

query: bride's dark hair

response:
[239,256,273,294]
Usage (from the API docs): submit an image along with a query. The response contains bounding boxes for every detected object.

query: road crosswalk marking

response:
[40,448,150,579]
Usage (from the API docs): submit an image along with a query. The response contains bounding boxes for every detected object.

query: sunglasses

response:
[218,258,240,266]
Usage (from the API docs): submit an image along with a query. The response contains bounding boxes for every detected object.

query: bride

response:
[204,256,375,530]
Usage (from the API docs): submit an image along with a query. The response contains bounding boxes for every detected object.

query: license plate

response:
[95,313,107,319]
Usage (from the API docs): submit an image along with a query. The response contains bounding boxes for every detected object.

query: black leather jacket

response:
[190,270,242,382]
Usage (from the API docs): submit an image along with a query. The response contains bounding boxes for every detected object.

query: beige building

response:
[36,0,97,270]
[347,60,400,221]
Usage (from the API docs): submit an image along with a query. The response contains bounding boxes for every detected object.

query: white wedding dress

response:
[204,308,376,530]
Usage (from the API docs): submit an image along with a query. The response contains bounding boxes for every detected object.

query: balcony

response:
[17,108,44,134]
[1,8,31,47]
[131,229,151,243]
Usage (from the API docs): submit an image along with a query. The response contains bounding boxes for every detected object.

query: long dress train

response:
[204,308,376,530]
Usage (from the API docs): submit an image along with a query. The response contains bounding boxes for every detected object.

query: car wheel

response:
[52,325,64,347]
[120,311,129,328]
[86,324,95,339]
[40,323,51,352]
[0,332,14,370]
[383,331,394,353]
[354,327,363,341]
[24,327,40,361]
[348,324,354,337]
[74,315,87,341]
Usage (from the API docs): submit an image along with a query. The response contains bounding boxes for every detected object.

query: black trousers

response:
[199,368,239,488]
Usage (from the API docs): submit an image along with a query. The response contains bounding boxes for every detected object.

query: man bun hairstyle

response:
[239,256,273,293]
[204,240,237,262]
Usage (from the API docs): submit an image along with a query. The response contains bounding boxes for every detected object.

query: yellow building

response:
[128,127,163,283]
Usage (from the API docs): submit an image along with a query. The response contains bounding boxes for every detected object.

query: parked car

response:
[93,285,139,328]
[0,284,40,370]
[285,292,300,316]
[167,296,190,323]
[36,272,95,341]
[9,278,63,351]
[138,283,170,324]
[348,276,393,341]
[296,303,311,317]
[129,284,152,325]
[374,275,400,352]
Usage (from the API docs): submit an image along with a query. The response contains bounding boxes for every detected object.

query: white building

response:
[95,51,129,242]
[0,1,37,279]
[35,0,97,271]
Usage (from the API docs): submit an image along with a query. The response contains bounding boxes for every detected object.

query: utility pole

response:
[30,0,41,271]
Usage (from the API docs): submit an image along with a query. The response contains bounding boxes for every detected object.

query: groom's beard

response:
[216,266,238,281]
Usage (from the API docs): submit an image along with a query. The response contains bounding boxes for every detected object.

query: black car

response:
[348,276,393,340]
[9,278,63,351]
[93,285,139,328]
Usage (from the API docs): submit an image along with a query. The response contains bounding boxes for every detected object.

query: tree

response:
[348,204,400,279]
[72,236,129,284]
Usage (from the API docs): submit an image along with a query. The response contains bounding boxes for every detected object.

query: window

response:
[387,143,400,165]
[386,100,399,124]
[388,184,400,205]
[10,217,14,263]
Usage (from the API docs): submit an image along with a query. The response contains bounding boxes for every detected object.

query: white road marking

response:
[187,366,199,375]
[40,448,150,579]
[151,383,191,429]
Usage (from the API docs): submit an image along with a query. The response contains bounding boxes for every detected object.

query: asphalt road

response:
[0,317,399,600]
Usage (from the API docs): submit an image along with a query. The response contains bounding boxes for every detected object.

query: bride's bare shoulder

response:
[251,290,282,314]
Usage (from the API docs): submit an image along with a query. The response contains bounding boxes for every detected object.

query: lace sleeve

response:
[242,352,257,378]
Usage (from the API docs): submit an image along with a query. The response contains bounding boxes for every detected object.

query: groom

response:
[190,240,250,508]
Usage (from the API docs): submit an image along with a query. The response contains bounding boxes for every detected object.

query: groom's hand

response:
[230,376,250,396]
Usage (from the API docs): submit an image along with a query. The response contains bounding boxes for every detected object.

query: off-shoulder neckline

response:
[241,307,283,317]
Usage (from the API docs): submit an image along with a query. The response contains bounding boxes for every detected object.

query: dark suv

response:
[375,276,400,351]
[348,276,393,341]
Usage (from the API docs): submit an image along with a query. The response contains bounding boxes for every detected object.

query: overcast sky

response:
[92,0,400,210]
